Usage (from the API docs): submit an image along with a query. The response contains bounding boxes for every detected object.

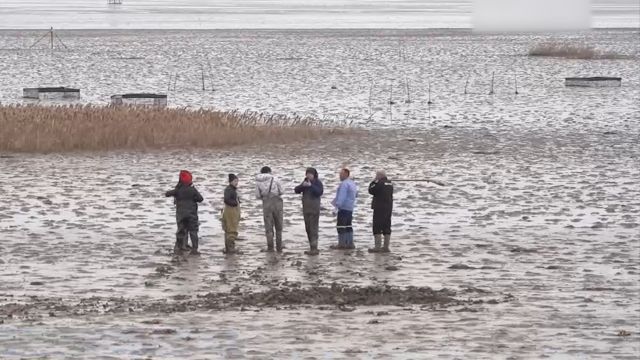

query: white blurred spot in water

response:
[473,0,592,32]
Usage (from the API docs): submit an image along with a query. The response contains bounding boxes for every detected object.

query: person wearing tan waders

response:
[294,167,324,256]
[255,166,285,252]
[222,174,241,254]
[368,170,393,253]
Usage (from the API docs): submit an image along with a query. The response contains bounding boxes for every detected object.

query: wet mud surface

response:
[1,29,639,358]
[1,126,639,358]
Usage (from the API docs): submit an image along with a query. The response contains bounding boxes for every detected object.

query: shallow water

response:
[0,29,639,132]
[1,29,639,358]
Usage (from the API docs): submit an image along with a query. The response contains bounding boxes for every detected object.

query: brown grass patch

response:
[528,42,632,60]
[0,105,351,153]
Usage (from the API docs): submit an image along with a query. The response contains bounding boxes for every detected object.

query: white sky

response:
[0,0,638,29]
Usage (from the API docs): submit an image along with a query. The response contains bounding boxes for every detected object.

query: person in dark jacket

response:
[368,170,393,253]
[294,167,324,255]
[165,170,204,255]
[222,173,241,254]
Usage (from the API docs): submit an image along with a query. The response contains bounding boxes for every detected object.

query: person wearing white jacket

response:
[255,166,285,252]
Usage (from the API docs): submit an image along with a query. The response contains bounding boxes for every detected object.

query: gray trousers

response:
[303,212,320,248]
[262,196,284,249]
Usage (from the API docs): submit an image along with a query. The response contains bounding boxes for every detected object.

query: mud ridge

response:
[1,284,513,321]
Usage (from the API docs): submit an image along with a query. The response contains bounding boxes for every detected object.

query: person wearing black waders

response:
[331,168,358,250]
[165,170,204,255]
[294,167,324,256]
[368,170,393,253]
[255,166,285,252]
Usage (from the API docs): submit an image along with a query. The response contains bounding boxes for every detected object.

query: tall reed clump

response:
[528,42,631,60]
[0,105,350,153]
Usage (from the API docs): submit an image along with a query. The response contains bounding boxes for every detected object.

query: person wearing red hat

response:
[165,170,204,255]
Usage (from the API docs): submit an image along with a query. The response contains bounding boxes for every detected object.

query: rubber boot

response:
[368,234,382,253]
[174,233,185,254]
[330,233,345,250]
[266,235,275,252]
[344,232,355,250]
[189,231,200,255]
[224,233,237,254]
[381,234,391,253]
[275,231,283,252]
[304,245,319,256]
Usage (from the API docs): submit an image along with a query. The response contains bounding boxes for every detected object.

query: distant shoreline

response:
[0,27,638,31]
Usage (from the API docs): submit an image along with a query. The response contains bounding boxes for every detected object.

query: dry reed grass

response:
[0,105,351,153]
[528,42,631,60]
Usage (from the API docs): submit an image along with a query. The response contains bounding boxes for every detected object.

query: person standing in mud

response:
[255,166,285,252]
[165,170,204,255]
[368,170,393,253]
[222,174,241,254]
[294,167,324,256]
[331,168,358,250]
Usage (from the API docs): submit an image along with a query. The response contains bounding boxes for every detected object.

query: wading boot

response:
[304,245,320,256]
[344,232,355,249]
[381,234,391,253]
[368,234,382,253]
[330,233,345,250]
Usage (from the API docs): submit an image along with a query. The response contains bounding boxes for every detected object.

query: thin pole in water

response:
[464,74,470,95]
[201,64,205,91]
[489,71,495,95]
[388,82,394,122]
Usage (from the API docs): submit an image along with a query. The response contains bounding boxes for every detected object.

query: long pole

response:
[394,179,446,186]
[464,74,470,95]
[489,71,495,95]
[388,83,393,122]
[50,27,53,50]
[201,64,205,91]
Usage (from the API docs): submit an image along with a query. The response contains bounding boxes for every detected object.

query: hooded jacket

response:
[368,176,393,213]
[166,182,204,220]
[294,168,323,214]
[255,173,284,200]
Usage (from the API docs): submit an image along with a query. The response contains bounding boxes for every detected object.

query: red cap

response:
[179,170,193,185]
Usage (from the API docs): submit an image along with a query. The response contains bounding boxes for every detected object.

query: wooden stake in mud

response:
[368,81,374,119]
[388,83,394,122]
[489,71,495,95]
[464,74,470,95]
[207,59,215,92]
[514,71,519,95]
[201,64,206,91]
[405,74,412,104]
[427,79,433,105]
[28,27,68,50]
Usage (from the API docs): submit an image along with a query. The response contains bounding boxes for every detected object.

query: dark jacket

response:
[368,177,393,213]
[294,168,324,214]
[224,184,240,207]
[166,183,204,220]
